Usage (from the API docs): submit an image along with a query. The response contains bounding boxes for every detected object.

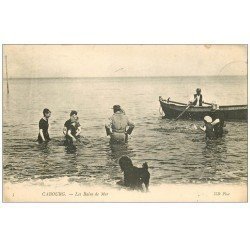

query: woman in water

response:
[38,108,51,143]
[63,111,81,145]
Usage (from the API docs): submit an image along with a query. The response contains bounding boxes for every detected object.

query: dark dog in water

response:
[117,156,150,191]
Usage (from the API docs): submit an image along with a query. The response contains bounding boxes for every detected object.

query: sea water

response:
[3,76,247,187]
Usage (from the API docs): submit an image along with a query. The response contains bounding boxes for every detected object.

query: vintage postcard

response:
[2,44,247,202]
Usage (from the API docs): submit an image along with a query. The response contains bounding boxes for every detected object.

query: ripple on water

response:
[3,78,248,186]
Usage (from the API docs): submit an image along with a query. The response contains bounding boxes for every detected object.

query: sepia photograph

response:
[2,44,247,202]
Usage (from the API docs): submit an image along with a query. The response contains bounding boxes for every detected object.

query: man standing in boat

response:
[189,88,203,106]
[105,105,134,143]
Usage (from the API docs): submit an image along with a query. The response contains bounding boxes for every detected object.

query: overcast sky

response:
[3,45,247,78]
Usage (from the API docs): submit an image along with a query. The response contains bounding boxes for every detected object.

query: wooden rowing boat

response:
[159,96,247,121]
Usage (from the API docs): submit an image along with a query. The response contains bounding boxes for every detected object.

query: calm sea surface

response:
[3,76,248,186]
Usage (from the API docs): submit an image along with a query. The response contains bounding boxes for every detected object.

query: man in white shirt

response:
[189,88,203,106]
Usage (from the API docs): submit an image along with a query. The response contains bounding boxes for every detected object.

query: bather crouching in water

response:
[117,156,150,192]
[200,115,226,140]
[200,116,216,140]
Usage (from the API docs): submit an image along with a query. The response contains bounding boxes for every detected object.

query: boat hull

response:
[159,98,247,121]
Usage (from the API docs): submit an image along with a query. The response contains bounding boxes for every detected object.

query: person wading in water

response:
[210,104,226,138]
[63,110,81,145]
[105,105,134,143]
[200,116,216,140]
[38,108,51,143]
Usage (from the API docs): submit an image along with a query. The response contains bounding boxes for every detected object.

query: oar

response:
[203,101,213,106]
[175,104,191,121]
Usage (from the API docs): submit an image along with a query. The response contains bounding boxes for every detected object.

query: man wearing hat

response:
[190,88,203,106]
[105,105,134,143]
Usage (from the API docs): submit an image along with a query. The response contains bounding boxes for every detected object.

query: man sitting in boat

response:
[189,88,203,106]
[105,105,134,143]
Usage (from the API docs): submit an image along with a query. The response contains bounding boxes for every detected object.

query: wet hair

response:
[119,156,133,171]
[113,105,121,113]
[43,108,51,116]
[70,110,77,116]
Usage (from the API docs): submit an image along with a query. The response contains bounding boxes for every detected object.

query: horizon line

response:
[3,74,247,80]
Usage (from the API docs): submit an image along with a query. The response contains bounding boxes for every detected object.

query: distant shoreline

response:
[3,75,247,80]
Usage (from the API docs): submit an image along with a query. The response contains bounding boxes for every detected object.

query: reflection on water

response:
[3,76,247,186]
[199,140,227,182]
[109,142,134,162]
